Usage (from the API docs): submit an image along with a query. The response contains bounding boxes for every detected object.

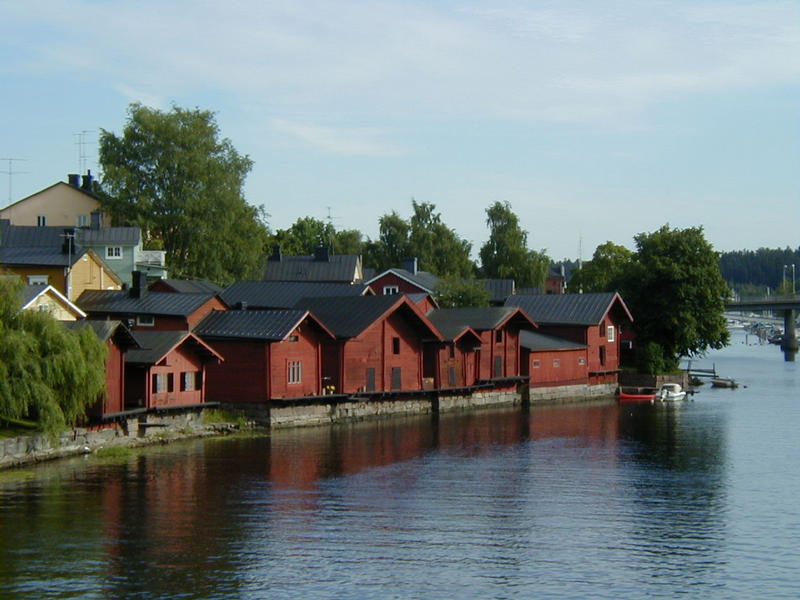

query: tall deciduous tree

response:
[272,217,365,256]
[624,225,730,372]
[434,276,490,308]
[99,103,270,284]
[0,277,107,433]
[569,241,634,293]
[479,201,549,287]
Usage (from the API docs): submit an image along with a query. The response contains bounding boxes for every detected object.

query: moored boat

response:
[617,387,656,402]
[711,377,739,389]
[656,383,687,402]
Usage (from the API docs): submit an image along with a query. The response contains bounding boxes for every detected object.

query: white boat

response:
[656,383,687,402]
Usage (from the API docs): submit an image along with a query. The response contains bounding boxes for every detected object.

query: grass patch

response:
[0,416,40,438]
[203,409,246,427]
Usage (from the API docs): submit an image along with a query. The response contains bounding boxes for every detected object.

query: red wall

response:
[475,325,521,380]
[525,348,588,387]
[268,322,323,398]
[86,339,125,418]
[371,272,429,296]
[124,345,207,409]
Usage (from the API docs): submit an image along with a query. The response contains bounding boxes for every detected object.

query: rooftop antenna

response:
[325,206,340,252]
[74,130,95,174]
[0,157,28,205]
[577,234,584,294]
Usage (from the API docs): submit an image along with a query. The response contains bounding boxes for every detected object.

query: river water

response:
[1,329,798,599]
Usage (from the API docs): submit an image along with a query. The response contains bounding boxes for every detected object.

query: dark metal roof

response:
[155,279,225,294]
[294,294,437,339]
[263,254,361,282]
[0,223,139,248]
[0,246,85,267]
[125,330,222,365]
[65,319,140,349]
[221,280,370,309]
[505,292,632,326]
[520,329,587,351]
[478,279,515,303]
[195,309,312,341]
[367,268,439,292]
[76,227,140,246]
[77,290,216,317]
[427,306,529,333]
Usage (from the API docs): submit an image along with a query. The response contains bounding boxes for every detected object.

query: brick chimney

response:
[130,271,148,299]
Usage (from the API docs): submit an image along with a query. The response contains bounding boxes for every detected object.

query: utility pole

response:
[0,157,28,205]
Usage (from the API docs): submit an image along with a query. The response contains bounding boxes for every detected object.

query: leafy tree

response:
[365,201,474,277]
[623,225,730,372]
[99,103,270,285]
[434,276,490,308]
[719,246,800,294]
[479,201,549,287]
[569,242,634,293]
[0,277,107,434]
[272,217,365,256]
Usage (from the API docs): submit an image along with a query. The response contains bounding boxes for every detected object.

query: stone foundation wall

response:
[528,383,617,404]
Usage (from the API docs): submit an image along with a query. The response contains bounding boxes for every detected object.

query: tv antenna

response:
[0,157,28,205]
[325,206,340,251]
[74,130,95,174]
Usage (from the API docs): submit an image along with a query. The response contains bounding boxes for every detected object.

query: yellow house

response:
[0,171,108,228]
[1,247,122,301]
[20,284,87,321]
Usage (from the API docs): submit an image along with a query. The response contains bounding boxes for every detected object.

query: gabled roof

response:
[64,319,140,350]
[195,309,334,341]
[0,222,139,248]
[1,245,86,267]
[153,279,225,294]
[125,330,223,365]
[427,306,537,333]
[520,330,587,352]
[78,290,217,317]
[221,280,371,309]
[263,253,361,283]
[365,267,440,293]
[505,292,633,326]
[479,279,515,304]
[20,284,86,318]
[76,227,140,246]
[0,181,98,212]
[294,294,441,340]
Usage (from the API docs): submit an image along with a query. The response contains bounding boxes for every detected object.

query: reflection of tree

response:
[616,403,728,586]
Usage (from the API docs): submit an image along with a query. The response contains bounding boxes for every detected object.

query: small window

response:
[553,359,560,368]
[578,357,585,365]
[27,275,49,285]
[181,372,197,392]
[599,345,607,366]
[287,335,299,342]
[495,330,503,343]
[532,360,540,369]
[288,360,302,384]
[607,326,615,342]
[599,322,605,337]
[449,345,455,359]
[153,373,167,394]
[167,373,174,393]
[77,215,89,227]
[106,246,122,259]
[37,215,47,227]
[136,315,155,327]
[392,337,400,354]
[383,285,399,295]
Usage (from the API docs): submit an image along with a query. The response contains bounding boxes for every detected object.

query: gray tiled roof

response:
[263,254,360,282]
[427,306,526,333]
[77,290,215,317]
[505,292,623,326]
[520,330,587,351]
[221,280,370,309]
[195,309,311,341]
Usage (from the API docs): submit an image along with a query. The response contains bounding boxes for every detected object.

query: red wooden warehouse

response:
[195,309,335,402]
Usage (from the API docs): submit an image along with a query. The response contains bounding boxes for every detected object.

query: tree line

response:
[98,104,552,288]
[718,247,800,295]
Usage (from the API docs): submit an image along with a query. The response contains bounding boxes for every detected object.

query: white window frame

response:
[37,215,47,226]
[77,215,89,227]
[136,315,155,327]
[27,275,49,285]
[383,285,400,295]
[106,246,123,259]
[607,325,615,342]
[578,357,586,365]
[288,360,302,385]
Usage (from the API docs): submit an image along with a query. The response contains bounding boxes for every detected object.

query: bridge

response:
[726,294,799,361]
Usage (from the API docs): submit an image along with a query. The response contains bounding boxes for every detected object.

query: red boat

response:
[617,388,656,402]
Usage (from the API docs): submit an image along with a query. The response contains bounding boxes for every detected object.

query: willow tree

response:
[0,277,106,433]
[99,103,270,284]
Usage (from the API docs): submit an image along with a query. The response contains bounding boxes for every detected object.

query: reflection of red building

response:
[124,331,223,409]
[196,309,335,401]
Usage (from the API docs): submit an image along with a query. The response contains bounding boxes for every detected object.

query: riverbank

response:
[1,381,618,470]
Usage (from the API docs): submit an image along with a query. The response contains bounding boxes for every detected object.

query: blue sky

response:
[2,0,798,261]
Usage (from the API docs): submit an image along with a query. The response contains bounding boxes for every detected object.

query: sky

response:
[1,0,798,262]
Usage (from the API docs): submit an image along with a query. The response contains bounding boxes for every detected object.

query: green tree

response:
[434,276,490,308]
[569,242,634,293]
[0,277,107,433]
[624,225,730,372]
[479,201,549,287]
[272,217,365,256]
[99,103,270,285]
